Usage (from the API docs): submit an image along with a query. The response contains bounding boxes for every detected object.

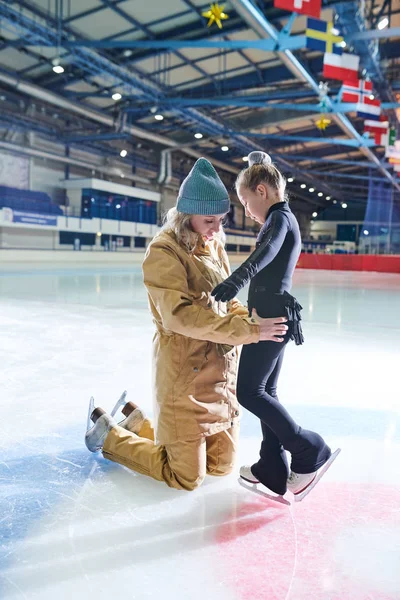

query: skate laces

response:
[288,471,299,483]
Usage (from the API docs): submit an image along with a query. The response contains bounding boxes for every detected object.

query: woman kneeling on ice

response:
[84,158,288,491]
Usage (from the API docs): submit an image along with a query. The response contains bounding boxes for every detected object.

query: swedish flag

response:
[306,18,343,54]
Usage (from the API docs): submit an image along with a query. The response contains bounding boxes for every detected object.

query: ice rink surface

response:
[1,263,400,600]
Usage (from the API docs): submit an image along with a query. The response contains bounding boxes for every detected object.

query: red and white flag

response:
[274,0,321,18]
[364,117,388,145]
[342,79,374,103]
[323,53,359,83]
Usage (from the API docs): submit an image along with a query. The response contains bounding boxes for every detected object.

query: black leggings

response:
[237,335,331,495]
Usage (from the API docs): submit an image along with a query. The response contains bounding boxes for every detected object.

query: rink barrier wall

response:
[297,253,400,273]
[0,249,146,268]
[1,250,400,273]
[0,209,257,253]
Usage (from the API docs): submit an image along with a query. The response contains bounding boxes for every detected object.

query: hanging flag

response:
[364,117,388,145]
[274,0,321,19]
[374,131,387,146]
[385,128,397,148]
[364,119,388,134]
[323,53,359,83]
[385,139,400,158]
[306,19,343,54]
[342,79,374,103]
[357,98,381,120]
[380,128,397,148]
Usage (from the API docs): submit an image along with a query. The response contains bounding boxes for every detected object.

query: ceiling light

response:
[342,203,348,208]
[318,192,323,197]
[369,94,375,100]
[116,204,121,209]
[300,183,306,189]
[154,114,164,121]
[112,92,122,101]
[123,49,133,57]
[287,177,294,182]
[312,211,318,218]
[194,133,203,139]
[52,57,64,74]
[221,145,229,152]
[120,149,127,158]
[333,200,337,204]
[242,156,249,162]
[326,195,331,200]
[96,232,102,237]
[363,229,369,235]
[331,27,340,35]
[120,174,125,178]
[339,40,347,48]
[309,187,315,192]
[378,17,389,30]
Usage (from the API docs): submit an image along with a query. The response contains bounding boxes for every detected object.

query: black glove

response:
[211,279,239,302]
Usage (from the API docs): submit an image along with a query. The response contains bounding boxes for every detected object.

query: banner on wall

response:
[0,151,30,189]
[2,208,57,226]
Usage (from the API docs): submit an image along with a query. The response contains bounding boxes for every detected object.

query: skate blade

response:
[238,478,291,506]
[110,390,128,417]
[86,396,94,431]
[294,448,341,503]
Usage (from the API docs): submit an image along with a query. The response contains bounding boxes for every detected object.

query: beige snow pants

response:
[102,419,239,491]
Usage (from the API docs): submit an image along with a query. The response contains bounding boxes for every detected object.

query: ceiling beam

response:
[0,68,240,174]
[229,0,400,193]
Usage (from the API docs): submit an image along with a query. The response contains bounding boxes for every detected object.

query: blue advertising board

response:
[9,211,58,226]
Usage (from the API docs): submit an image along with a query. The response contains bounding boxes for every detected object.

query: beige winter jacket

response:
[142,229,260,444]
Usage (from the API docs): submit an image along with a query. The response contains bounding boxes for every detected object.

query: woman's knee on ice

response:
[165,443,207,491]
[173,471,205,491]
[206,460,234,477]
[163,460,205,491]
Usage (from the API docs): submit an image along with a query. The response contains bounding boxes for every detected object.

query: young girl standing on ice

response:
[212,151,340,501]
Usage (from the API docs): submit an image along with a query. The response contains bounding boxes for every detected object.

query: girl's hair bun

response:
[247,151,272,167]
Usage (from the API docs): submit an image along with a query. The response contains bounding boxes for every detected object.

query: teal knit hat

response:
[176,158,230,215]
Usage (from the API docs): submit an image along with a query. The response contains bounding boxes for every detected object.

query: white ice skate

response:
[110,390,128,417]
[239,465,259,484]
[110,390,146,434]
[238,465,291,506]
[288,448,341,502]
[85,397,117,453]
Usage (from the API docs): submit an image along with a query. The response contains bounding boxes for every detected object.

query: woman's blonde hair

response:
[236,151,287,201]
[162,207,226,253]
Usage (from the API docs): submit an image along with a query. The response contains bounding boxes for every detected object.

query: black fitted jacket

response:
[230,201,301,313]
